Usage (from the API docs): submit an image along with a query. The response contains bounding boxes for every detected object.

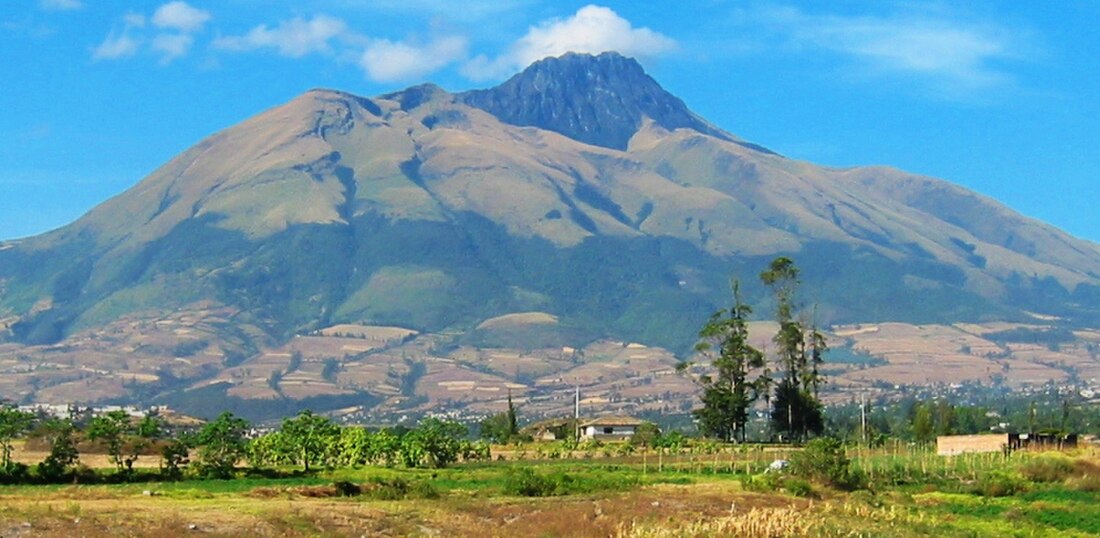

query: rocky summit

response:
[1,52,1099,419]
[459,51,740,151]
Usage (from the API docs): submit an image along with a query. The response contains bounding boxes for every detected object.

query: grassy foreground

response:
[1,449,1098,537]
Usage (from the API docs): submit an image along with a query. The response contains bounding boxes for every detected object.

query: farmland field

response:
[2,444,1098,537]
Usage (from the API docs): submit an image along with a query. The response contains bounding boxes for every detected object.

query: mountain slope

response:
[1,52,1099,401]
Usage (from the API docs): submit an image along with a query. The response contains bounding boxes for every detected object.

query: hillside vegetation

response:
[1,53,1100,414]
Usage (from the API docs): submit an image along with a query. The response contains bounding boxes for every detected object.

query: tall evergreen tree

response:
[760,257,804,386]
[770,379,823,441]
[479,391,520,443]
[506,389,518,438]
[806,321,828,399]
[688,281,765,442]
[759,257,826,441]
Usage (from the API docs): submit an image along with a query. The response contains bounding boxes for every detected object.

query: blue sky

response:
[2,1,1098,242]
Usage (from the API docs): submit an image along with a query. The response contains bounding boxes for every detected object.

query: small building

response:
[1018,432,1078,451]
[937,433,1078,456]
[520,418,576,441]
[579,416,645,442]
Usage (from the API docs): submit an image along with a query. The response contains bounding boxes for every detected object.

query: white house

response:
[579,416,645,441]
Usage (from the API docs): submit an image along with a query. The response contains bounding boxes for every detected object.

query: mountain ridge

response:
[1,52,1099,414]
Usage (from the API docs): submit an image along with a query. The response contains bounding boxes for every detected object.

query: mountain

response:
[459,51,747,151]
[1,52,1099,416]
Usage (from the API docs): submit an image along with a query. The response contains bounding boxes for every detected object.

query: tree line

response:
[827,393,1100,445]
[0,405,487,485]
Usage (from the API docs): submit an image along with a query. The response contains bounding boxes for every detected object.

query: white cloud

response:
[360,36,467,82]
[92,5,208,63]
[92,32,140,60]
[214,15,347,58]
[152,33,193,64]
[152,1,210,33]
[123,13,146,28]
[755,7,1025,92]
[514,5,675,65]
[464,4,675,80]
[39,0,82,11]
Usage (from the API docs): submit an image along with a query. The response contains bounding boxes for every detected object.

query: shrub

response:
[1019,455,1074,483]
[740,472,782,493]
[974,470,1028,497]
[783,478,815,498]
[503,467,557,497]
[1072,458,1100,477]
[359,476,439,500]
[362,477,409,500]
[71,463,99,484]
[408,479,441,499]
[1067,474,1100,493]
[849,489,883,508]
[0,462,30,485]
[789,437,865,491]
[502,468,636,497]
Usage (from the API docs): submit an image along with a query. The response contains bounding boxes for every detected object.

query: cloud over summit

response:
[464,4,676,81]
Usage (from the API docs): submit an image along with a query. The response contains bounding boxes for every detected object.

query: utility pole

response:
[788,402,793,442]
[860,391,867,446]
[574,383,580,440]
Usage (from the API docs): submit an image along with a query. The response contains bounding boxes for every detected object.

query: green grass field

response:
[1,444,1098,537]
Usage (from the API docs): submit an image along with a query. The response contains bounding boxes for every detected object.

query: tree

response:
[479,391,520,443]
[770,378,824,440]
[36,418,79,480]
[370,429,402,467]
[806,320,828,398]
[160,439,190,480]
[933,400,956,436]
[0,405,34,470]
[247,431,296,468]
[279,409,339,472]
[86,410,160,473]
[332,426,372,467]
[321,358,342,383]
[506,391,518,439]
[629,422,661,447]
[912,403,935,443]
[687,281,766,442]
[194,412,250,478]
[400,418,466,468]
[759,257,827,441]
[86,410,129,472]
[760,257,804,386]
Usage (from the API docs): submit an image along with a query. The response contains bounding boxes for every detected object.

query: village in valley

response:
[3,259,1099,536]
